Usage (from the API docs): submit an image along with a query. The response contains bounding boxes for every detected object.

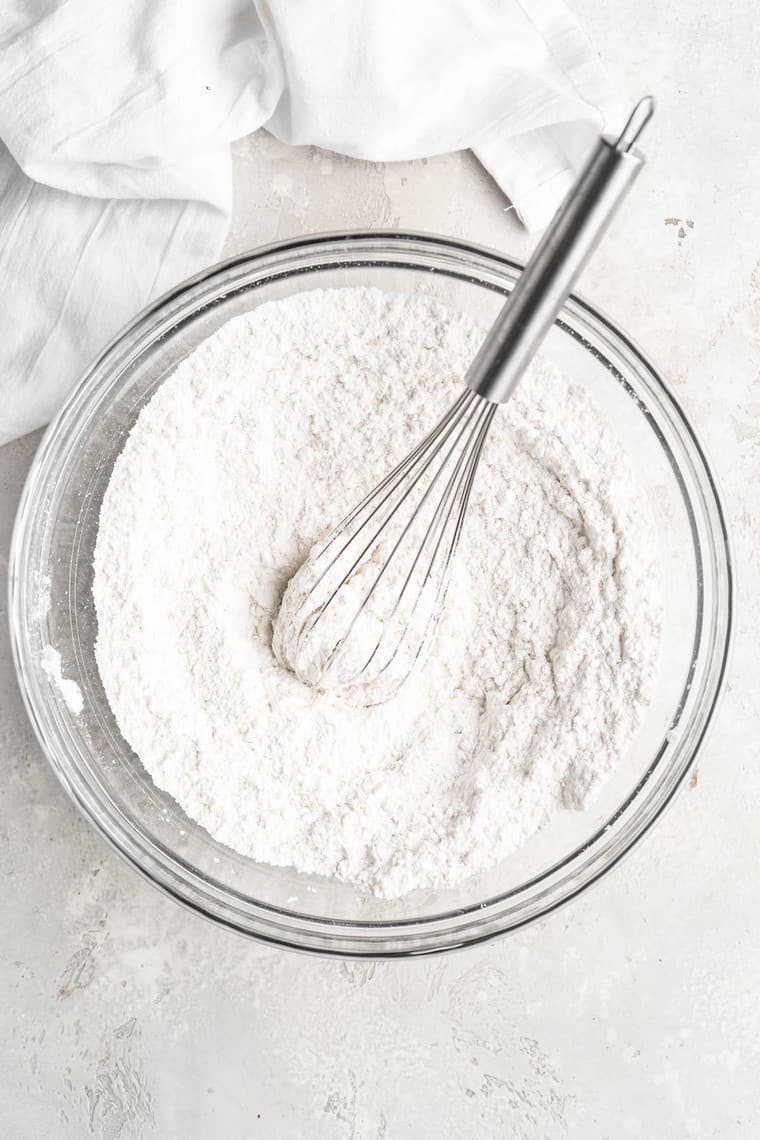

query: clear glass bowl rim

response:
[8,231,733,957]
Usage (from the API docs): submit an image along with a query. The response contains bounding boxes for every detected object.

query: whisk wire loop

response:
[324,390,495,686]
[352,393,497,688]
[283,388,496,697]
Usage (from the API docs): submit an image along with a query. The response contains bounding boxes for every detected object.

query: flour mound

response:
[93,287,660,899]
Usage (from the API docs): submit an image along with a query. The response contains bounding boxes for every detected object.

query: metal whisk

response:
[273,98,655,703]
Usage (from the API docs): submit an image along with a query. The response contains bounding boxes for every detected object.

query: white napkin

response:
[0,0,607,444]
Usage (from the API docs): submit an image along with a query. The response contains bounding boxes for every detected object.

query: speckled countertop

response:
[2,3,759,1136]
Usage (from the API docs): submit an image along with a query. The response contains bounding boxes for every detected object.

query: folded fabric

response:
[0,0,607,444]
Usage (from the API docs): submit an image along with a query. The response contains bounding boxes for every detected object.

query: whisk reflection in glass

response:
[273,98,655,703]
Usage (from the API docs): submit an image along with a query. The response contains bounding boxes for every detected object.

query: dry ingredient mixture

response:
[40,644,83,715]
[93,287,660,898]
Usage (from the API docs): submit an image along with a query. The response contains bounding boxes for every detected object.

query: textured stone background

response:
[2,2,759,1136]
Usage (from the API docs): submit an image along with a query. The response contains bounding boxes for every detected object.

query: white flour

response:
[93,287,660,898]
[40,644,84,715]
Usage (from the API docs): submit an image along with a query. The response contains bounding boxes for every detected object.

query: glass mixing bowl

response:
[9,233,732,957]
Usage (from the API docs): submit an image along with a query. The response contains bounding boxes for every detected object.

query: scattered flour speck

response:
[41,644,84,715]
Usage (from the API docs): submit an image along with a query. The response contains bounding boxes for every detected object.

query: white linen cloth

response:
[0,0,607,444]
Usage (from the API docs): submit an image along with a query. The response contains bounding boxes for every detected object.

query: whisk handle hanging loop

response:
[467,97,655,405]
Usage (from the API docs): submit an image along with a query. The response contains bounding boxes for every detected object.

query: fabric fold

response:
[0,0,608,444]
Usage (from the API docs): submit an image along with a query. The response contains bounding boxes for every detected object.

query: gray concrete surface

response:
[2,2,759,1136]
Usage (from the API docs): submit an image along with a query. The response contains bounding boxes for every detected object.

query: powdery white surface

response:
[93,287,660,898]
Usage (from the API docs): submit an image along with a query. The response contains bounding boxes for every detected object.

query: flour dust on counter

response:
[92,287,661,899]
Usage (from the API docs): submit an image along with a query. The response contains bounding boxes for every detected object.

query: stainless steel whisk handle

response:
[466,96,655,404]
